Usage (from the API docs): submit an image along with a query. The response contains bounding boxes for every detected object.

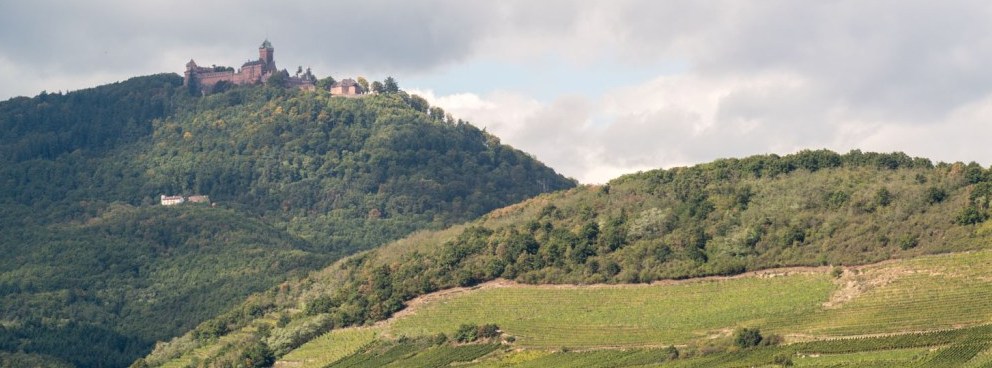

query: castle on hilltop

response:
[184,40,315,93]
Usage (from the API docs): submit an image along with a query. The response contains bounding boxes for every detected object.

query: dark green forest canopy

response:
[0,74,575,367]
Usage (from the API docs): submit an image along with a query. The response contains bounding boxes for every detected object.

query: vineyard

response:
[389,274,834,348]
[277,328,377,368]
[320,338,499,368]
[272,249,992,367]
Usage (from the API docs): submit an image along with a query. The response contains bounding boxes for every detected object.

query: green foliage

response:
[734,328,763,349]
[478,324,500,339]
[148,149,992,365]
[0,76,574,366]
[455,324,479,343]
[265,69,290,87]
[0,74,180,161]
[876,187,893,207]
[239,339,274,368]
[925,186,948,204]
[897,234,919,250]
[316,76,336,90]
[831,266,844,278]
[382,77,399,94]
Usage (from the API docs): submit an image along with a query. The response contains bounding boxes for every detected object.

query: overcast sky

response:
[2,1,991,183]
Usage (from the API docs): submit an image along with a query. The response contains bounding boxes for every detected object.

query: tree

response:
[371,81,384,94]
[734,328,763,348]
[408,94,429,113]
[240,339,275,368]
[317,76,336,90]
[925,187,947,204]
[429,106,445,121]
[266,69,290,88]
[956,205,987,225]
[383,76,399,93]
[356,77,370,93]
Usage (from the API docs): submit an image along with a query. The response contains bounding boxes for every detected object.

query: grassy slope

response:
[385,250,992,348]
[278,248,992,367]
[389,275,834,348]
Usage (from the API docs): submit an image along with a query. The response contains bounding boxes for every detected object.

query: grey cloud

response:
[0,0,503,97]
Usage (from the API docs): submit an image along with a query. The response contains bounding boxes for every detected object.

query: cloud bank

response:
[3,1,992,182]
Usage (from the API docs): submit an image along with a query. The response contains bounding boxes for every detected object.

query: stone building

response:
[330,78,364,96]
[160,195,185,206]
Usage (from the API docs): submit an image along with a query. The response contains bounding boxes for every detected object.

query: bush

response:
[875,187,893,207]
[956,205,987,225]
[455,324,478,343]
[925,187,948,204]
[664,345,680,360]
[831,266,844,279]
[734,328,763,349]
[773,353,794,366]
[240,339,275,368]
[478,323,500,339]
[897,234,919,250]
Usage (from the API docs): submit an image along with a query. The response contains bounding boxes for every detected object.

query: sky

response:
[2,1,992,183]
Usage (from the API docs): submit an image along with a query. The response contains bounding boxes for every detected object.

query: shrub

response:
[956,205,987,225]
[734,328,763,349]
[875,187,893,207]
[478,324,500,339]
[240,339,275,368]
[773,353,794,366]
[925,187,948,204]
[432,333,448,345]
[455,324,478,343]
[898,234,919,250]
[664,345,680,360]
[831,266,844,279]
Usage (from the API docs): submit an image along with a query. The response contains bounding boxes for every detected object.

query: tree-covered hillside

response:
[146,150,992,367]
[0,75,575,367]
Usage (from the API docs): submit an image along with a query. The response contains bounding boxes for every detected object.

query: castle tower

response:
[259,39,275,72]
[183,59,198,86]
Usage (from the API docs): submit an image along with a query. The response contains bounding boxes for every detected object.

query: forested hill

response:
[0,74,575,367]
[145,149,992,366]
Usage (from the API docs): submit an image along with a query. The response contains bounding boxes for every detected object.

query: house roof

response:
[260,39,273,49]
[333,78,359,87]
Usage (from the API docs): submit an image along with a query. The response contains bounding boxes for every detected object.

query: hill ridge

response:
[143,149,992,367]
[0,75,575,367]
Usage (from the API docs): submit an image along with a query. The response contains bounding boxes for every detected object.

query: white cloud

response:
[419,65,992,184]
[5,0,992,182]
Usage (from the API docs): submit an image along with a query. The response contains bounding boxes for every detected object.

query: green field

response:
[389,275,834,348]
[389,249,992,346]
[278,249,992,367]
